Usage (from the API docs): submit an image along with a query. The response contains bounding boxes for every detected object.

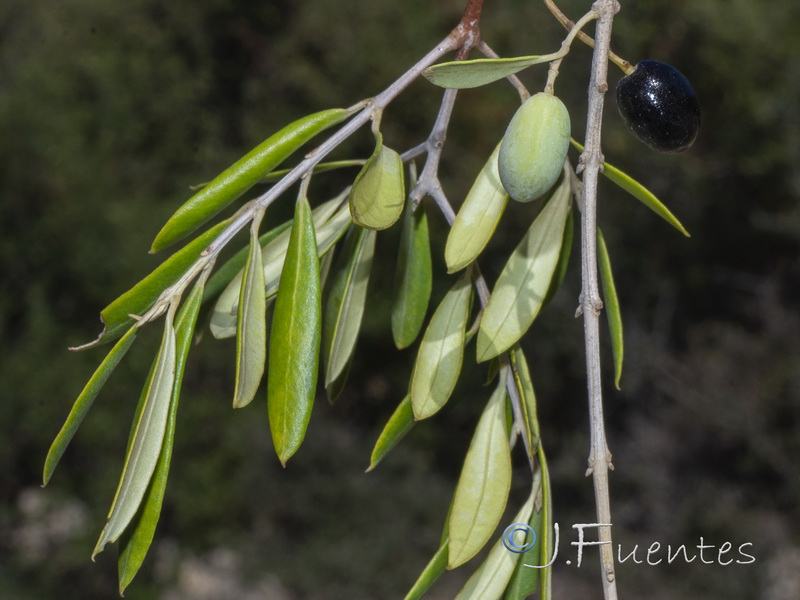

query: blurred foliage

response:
[1,0,798,599]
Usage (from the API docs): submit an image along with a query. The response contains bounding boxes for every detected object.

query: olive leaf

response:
[454,488,535,600]
[410,270,473,420]
[445,143,508,273]
[267,196,322,465]
[93,308,178,558]
[117,277,204,594]
[367,395,414,472]
[43,326,138,486]
[510,346,541,457]
[323,226,376,394]
[597,228,624,389]
[503,470,545,600]
[151,108,350,252]
[392,199,432,349]
[423,55,551,89]
[78,220,229,350]
[209,193,349,338]
[541,208,574,309]
[448,373,512,568]
[570,139,690,237]
[232,211,268,408]
[349,131,405,230]
[404,540,449,600]
[477,173,571,362]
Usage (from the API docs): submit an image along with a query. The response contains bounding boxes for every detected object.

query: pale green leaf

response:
[597,228,624,389]
[350,132,405,230]
[233,213,268,408]
[477,174,571,362]
[43,327,138,486]
[323,226,376,389]
[367,395,414,472]
[411,271,473,420]
[445,144,508,273]
[118,277,204,594]
[423,55,552,89]
[448,375,512,568]
[404,540,449,600]
[570,139,690,237]
[93,311,177,558]
[267,196,322,465]
[455,489,535,600]
[541,208,574,308]
[392,199,432,348]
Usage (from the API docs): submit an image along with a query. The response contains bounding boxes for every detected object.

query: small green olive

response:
[498,92,570,203]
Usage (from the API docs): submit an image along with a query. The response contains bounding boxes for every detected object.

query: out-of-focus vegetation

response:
[1,0,798,598]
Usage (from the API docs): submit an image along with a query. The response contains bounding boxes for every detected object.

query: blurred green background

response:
[1,0,798,598]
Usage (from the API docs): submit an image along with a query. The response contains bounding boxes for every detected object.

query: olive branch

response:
[43,0,695,597]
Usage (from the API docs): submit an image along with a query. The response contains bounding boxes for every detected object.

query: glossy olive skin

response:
[616,60,700,153]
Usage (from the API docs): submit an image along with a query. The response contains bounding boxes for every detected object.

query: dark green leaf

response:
[404,540,449,600]
[267,196,322,465]
[43,327,138,486]
[392,200,432,348]
[367,395,414,472]
[597,228,624,389]
[151,108,350,252]
[570,139,690,236]
[80,221,228,349]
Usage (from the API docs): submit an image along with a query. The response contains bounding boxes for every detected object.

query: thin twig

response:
[578,1,621,599]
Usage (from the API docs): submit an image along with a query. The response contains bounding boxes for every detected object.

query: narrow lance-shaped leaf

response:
[503,470,544,600]
[448,373,512,568]
[510,346,540,458]
[43,327,138,486]
[454,487,536,600]
[349,131,405,230]
[570,139,690,236]
[323,226,376,391]
[411,270,473,420]
[233,212,268,408]
[118,276,205,594]
[597,228,624,389]
[151,108,351,252]
[541,208,574,309]
[423,55,552,89]
[267,196,322,465]
[535,445,554,600]
[445,144,508,273]
[392,199,432,348]
[404,540,449,600]
[209,194,350,339]
[93,308,178,558]
[79,220,229,350]
[477,172,571,362]
[367,395,414,472]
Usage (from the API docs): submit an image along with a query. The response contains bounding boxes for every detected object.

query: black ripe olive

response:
[616,60,700,153]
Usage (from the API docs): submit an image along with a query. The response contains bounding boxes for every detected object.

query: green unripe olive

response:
[498,92,571,203]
